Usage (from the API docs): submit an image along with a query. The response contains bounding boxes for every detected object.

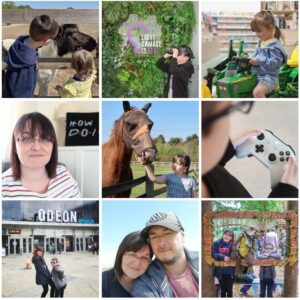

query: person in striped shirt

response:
[2,112,80,198]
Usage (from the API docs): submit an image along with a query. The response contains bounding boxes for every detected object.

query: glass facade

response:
[2,201,99,224]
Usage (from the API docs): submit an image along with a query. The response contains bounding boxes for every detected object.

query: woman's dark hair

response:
[114,231,153,279]
[223,229,235,245]
[10,112,58,180]
[33,246,45,257]
[173,153,191,175]
[250,10,284,41]
[178,45,194,61]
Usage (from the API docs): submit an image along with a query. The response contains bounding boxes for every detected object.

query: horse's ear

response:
[123,101,131,112]
[141,103,152,113]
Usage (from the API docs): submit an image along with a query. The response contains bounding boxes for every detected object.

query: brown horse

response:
[102,101,156,197]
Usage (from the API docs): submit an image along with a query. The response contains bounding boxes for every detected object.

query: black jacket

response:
[156,57,194,98]
[32,256,51,285]
[102,268,131,297]
[203,141,298,198]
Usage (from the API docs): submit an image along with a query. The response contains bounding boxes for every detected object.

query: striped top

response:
[2,164,81,199]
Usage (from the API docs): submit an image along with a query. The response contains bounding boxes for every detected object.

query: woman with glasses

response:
[202,101,298,198]
[102,231,153,297]
[2,112,80,198]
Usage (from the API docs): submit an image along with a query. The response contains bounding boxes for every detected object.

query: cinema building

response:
[2,201,99,256]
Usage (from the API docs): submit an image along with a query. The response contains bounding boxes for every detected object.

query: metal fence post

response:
[146,164,154,198]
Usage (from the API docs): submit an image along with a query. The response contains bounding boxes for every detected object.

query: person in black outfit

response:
[156,45,194,98]
[32,246,56,297]
[102,231,153,297]
[202,101,298,198]
[212,229,235,297]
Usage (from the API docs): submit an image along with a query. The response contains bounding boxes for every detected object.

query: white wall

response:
[1,101,99,162]
[202,0,260,13]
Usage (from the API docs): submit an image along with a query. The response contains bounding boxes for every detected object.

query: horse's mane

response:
[110,116,125,143]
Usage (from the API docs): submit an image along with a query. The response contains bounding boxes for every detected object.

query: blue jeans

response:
[238,274,257,294]
[260,279,274,297]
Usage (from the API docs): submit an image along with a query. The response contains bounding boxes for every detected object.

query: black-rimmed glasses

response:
[202,101,254,130]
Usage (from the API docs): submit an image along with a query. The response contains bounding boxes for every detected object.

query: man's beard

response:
[158,251,181,266]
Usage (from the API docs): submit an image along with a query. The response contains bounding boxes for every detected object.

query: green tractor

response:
[203,40,298,98]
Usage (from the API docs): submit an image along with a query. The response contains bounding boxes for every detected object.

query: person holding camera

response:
[156,45,194,98]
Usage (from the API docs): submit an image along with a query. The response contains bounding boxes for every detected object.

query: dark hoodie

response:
[3,35,38,98]
[156,57,194,98]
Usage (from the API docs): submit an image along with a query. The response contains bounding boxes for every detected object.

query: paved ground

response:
[2,252,99,298]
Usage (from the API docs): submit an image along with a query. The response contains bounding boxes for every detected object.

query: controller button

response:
[257,133,265,140]
[279,151,284,156]
[286,157,290,162]
[280,157,285,162]
[268,153,276,162]
[255,145,264,153]
[286,151,290,156]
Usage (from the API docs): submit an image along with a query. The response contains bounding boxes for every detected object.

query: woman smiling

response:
[2,112,80,198]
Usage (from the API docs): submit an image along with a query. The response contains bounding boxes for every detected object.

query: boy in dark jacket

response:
[257,242,280,297]
[3,15,59,98]
[156,45,194,98]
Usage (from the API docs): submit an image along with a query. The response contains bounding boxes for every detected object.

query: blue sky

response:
[102,200,200,269]
[13,1,99,9]
[102,101,199,143]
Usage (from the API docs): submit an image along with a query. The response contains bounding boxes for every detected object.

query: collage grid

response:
[0,0,299,298]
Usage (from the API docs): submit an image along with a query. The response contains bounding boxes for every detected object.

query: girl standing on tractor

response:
[249,11,287,98]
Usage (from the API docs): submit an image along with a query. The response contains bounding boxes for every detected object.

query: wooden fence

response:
[2,9,99,68]
[102,165,199,198]
[2,9,99,24]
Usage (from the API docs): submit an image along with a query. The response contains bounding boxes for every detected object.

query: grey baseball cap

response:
[141,212,184,238]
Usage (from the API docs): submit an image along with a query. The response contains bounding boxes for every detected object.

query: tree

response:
[185,134,199,143]
[202,201,216,297]
[154,134,165,144]
[283,201,298,297]
[168,137,183,145]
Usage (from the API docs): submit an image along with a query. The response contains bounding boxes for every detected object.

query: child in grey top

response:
[144,153,196,198]
[51,257,67,298]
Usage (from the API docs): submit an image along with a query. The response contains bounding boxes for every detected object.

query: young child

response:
[249,11,288,98]
[55,49,96,98]
[257,242,280,297]
[143,153,196,198]
[156,45,194,98]
[51,257,67,297]
[212,229,235,298]
[3,15,59,98]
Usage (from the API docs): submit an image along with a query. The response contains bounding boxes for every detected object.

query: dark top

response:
[32,256,51,286]
[102,268,131,298]
[3,35,38,98]
[211,238,235,279]
[156,57,194,98]
[203,141,298,198]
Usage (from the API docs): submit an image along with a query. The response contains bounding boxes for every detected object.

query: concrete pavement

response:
[2,252,99,298]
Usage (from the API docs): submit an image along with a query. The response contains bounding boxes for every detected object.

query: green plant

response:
[102,1,196,97]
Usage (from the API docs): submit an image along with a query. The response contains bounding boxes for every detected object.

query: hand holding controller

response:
[236,130,296,188]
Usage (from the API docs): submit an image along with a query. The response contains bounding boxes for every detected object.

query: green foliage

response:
[154,134,166,144]
[213,201,286,212]
[2,1,31,9]
[102,1,196,97]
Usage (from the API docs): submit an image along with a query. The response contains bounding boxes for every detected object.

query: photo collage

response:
[0,0,299,298]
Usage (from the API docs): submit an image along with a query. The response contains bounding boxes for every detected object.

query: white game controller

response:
[236,130,296,188]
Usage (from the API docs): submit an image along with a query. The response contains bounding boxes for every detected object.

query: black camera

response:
[165,48,175,55]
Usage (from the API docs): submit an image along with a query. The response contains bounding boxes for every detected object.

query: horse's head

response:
[122,101,156,164]
[55,24,97,56]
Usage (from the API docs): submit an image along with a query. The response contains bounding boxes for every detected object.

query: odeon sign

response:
[38,209,77,223]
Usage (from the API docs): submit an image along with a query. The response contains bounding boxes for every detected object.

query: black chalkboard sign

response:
[65,112,99,146]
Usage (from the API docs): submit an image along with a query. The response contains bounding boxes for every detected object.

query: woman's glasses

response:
[17,136,53,145]
[202,101,254,130]
[125,252,151,264]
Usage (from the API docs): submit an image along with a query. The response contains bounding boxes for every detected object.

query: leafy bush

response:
[102,1,196,97]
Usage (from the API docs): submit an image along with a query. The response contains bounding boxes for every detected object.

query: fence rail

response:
[102,166,199,198]
[2,9,99,24]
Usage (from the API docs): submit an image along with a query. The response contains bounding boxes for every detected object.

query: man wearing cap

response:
[131,212,199,297]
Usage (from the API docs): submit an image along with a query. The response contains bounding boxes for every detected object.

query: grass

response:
[130,163,199,198]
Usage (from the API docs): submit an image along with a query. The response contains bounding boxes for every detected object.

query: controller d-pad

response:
[257,133,265,140]
[268,153,276,162]
[255,144,264,153]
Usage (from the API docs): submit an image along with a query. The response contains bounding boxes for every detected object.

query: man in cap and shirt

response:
[132,211,199,297]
